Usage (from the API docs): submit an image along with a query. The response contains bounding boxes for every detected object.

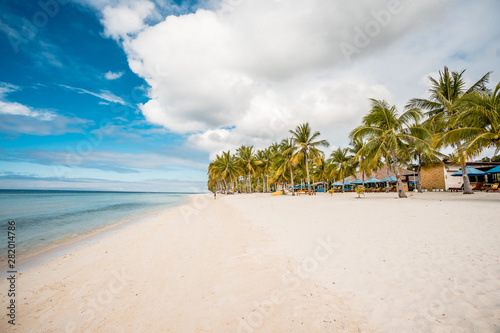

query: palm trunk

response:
[305,154,311,195]
[289,164,295,196]
[362,171,365,187]
[417,154,422,193]
[385,166,390,192]
[462,161,473,194]
[266,172,270,193]
[391,150,407,198]
[248,171,252,194]
[342,174,345,193]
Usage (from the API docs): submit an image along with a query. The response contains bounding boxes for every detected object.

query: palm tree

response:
[280,138,296,195]
[443,81,500,159]
[209,151,242,194]
[257,148,273,193]
[407,119,444,192]
[329,147,354,192]
[350,99,431,198]
[236,145,261,193]
[289,123,330,195]
[270,139,296,194]
[349,137,371,186]
[313,157,331,193]
[406,66,491,194]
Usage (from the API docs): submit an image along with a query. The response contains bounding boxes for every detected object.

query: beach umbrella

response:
[351,179,363,185]
[486,165,500,174]
[451,166,486,177]
[331,181,342,186]
[343,180,352,185]
[364,177,382,184]
[380,175,397,182]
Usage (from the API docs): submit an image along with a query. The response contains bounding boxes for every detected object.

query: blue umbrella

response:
[451,166,486,177]
[380,175,397,182]
[486,165,500,174]
[343,180,352,185]
[351,179,363,185]
[332,181,342,186]
[364,177,382,184]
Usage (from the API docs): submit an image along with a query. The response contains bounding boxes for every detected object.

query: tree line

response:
[208,66,500,198]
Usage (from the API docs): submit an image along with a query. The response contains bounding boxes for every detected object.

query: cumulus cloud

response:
[104,71,124,80]
[101,0,156,39]
[90,0,499,157]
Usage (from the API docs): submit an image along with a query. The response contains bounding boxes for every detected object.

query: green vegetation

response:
[208,66,498,197]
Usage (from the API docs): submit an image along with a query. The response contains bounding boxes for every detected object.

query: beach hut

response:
[351,179,364,185]
[451,166,486,177]
[312,181,326,192]
[364,177,382,189]
[486,165,500,174]
[380,175,397,182]
[364,177,382,184]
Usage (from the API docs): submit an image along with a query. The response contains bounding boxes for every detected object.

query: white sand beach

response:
[1,192,499,332]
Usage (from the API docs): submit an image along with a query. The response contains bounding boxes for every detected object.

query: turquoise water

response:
[0,190,189,255]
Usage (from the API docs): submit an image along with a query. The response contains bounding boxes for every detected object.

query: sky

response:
[0,0,499,192]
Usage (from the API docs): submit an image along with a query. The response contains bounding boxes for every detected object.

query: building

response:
[421,161,500,191]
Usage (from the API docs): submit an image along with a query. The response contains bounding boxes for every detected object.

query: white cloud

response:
[0,82,56,121]
[104,71,124,80]
[0,82,92,135]
[59,84,127,105]
[101,0,156,40]
[90,0,500,157]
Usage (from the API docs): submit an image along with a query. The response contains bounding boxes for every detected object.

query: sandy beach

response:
[1,192,499,332]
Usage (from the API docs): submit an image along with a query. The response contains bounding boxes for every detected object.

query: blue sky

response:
[1,0,499,192]
[0,0,209,192]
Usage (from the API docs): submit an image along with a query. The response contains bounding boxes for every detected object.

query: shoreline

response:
[0,194,192,276]
[1,192,498,332]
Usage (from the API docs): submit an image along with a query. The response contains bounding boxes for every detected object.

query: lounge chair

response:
[485,183,499,192]
[449,184,464,192]
[472,182,485,191]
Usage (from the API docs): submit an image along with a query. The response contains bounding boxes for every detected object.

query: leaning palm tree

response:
[350,99,431,198]
[406,66,491,194]
[270,139,296,194]
[349,137,371,186]
[443,81,500,159]
[257,148,273,193]
[236,145,261,193]
[280,138,296,195]
[313,157,331,193]
[329,147,355,192]
[289,123,330,195]
[210,151,242,194]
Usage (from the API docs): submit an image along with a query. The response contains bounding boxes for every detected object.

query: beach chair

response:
[449,184,464,192]
[472,182,485,191]
[485,183,499,192]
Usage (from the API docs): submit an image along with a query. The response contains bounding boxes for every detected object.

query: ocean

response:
[0,190,190,257]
